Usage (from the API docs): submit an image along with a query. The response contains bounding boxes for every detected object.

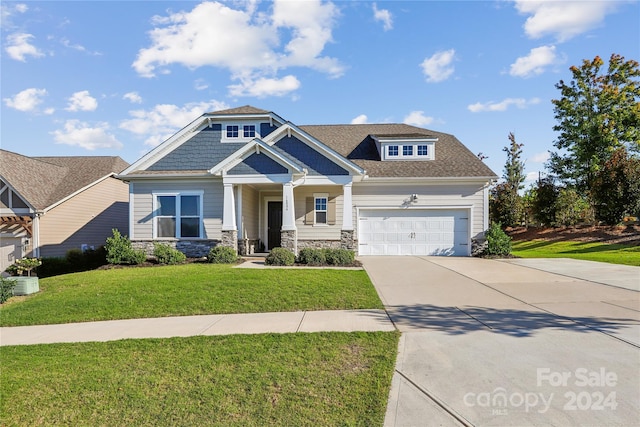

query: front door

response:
[267,201,283,249]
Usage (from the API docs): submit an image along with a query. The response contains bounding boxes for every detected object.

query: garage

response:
[358,209,469,256]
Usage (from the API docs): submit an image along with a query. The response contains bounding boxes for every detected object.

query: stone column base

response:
[221,230,238,253]
[340,230,355,250]
[280,229,297,254]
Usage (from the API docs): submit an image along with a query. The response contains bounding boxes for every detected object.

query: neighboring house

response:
[118,105,497,257]
[0,150,129,271]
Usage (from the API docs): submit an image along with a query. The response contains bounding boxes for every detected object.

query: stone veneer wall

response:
[280,230,297,254]
[340,230,355,250]
[132,240,220,258]
[220,230,238,253]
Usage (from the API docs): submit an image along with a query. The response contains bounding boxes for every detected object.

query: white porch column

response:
[281,182,296,231]
[222,183,237,231]
[342,183,353,230]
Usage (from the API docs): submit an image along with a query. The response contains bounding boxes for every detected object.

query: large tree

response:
[548,54,640,194]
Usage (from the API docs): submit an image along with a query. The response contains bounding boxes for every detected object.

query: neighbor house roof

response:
[299,124,497,178]
[0,150,129,211]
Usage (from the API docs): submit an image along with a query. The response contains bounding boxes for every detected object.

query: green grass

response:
[511,240,640,266]
[1,332,400,426]
[0,264,383,327]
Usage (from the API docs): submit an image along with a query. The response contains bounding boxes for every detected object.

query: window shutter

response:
[328,196,336,225]
[305,197,314,225]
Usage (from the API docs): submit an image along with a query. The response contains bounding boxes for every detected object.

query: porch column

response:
[221,183,238,252]
[281,182,297,254]
[340,183,355,250]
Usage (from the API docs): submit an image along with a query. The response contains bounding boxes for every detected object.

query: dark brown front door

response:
[267,201,282,249]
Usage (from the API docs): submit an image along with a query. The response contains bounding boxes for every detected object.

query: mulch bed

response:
[506,224,640,246]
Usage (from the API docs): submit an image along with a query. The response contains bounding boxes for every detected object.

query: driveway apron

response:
[361,256,640,427]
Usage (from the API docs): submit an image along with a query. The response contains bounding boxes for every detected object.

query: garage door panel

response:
[358,209,469,256]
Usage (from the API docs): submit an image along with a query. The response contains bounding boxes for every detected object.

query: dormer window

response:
[243,125,256,138]
[222,122,261,142]
[372,134,437,161]
[226,125,239,138]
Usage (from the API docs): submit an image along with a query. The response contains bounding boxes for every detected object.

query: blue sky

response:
[2,1,638,185]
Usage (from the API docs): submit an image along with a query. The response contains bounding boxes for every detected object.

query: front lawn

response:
[1,332,399,426]
[0,264,383,327]
[511,240,640,266]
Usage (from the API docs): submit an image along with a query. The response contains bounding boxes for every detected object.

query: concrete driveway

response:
[361,256,640,427]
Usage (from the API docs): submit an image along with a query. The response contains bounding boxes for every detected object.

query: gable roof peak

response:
[208,105,270,115]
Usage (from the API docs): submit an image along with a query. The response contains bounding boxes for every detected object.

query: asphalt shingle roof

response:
[0,150,129,210]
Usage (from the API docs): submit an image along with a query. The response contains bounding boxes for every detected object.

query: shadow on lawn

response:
[387,304,636,338]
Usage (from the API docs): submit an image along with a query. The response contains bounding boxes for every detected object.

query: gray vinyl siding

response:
[131,179,223,240]
[38,178,129,258]
[275,136,349,176]
[294,186,343,240]
[352,182,486,238]
[229,153,288,175]
[240,185,259,240]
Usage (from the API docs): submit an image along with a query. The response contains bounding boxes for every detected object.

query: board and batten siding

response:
[39,177,129,258]
[351,181,487,238]
[131,179,223,240]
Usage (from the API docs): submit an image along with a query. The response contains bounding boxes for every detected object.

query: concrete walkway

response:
[0,309,395,346]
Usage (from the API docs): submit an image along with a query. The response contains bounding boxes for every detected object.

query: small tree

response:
[591,147,640,224]
[532,177,559,226]
[105,229,146,265]
[490,133,525,227]
[555,188,593,226]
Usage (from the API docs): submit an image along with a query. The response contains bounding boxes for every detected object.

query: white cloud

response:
[120,100,229,147]
[66,90,98,112]
[60,38,102,56]
[373,3,393,31]
[468,97,540,113]
[529,151,550,163]
[1,3,28,29]
[510,45,558,78]
[132,0,342,97]
[194,79,209,91]
[3,88,49,113]
[51,120,123,150]
[403,111,435,127]
[228,75,301,97]
[513,0,622,42]
[123,92,143,104]
[350,114,368,124]
[524,171,540,184]
[420,49,456,83]
[5,32,44,61]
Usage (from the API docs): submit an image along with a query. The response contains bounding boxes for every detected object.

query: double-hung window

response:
[314,195,328,225]
[154,192,203,238]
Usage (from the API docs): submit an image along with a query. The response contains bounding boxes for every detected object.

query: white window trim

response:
[152,191,204,239]
[313,192,329,226]
[383,142,435,161]
[221,121,261,143]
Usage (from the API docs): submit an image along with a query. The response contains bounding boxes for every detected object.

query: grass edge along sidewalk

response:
[1,332,400,427]
[0,263,383,327]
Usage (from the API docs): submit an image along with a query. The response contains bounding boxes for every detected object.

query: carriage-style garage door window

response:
[154,192,203,238]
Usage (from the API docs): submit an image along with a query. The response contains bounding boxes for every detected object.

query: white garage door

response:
[358,209,469,256]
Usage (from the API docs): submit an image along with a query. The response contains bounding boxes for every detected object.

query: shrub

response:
[154,243,186,265]
[297,248,326,265]
[324,249,355,266]
[265,248,295,266]
[484,223,512,256]
[207,246,238,264]
[105,229,146,265]
[36,247,108,278]
[0,277,17,304]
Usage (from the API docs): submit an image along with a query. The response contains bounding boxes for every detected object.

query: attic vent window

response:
[222,122,261,142]
[403,145,413,156]
[388,145,399,157]
[418,145,428,156]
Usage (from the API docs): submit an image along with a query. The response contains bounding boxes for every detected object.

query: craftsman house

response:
[118,106,497,257]
[0,150,129,271]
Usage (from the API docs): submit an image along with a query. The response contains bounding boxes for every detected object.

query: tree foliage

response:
[591,147,640,224]
[548,54,640,194]
[490,133,525,227]
[532,177,559,227]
